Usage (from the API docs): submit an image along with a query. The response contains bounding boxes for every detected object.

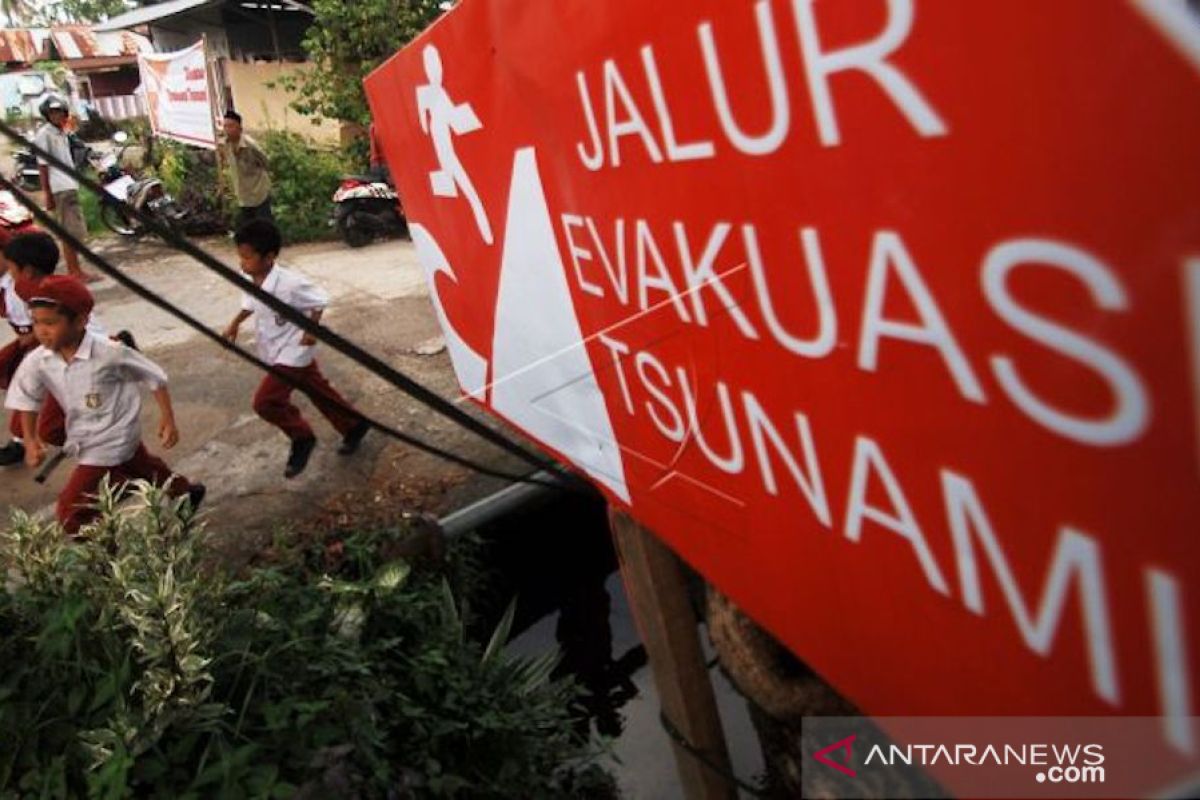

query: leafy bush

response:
[109,131,355,243]
[149,138,232,236]
[153,138,193,198]
[79,186,104,235]
[258,131,352,243]
[0,483,615,799]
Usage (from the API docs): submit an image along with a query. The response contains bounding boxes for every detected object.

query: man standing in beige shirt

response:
[221,109,274,227]
[34,95,99,283]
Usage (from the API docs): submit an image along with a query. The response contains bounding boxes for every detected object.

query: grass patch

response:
[78,184,105,235]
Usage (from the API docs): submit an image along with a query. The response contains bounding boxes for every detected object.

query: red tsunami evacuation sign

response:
[367,1,1200,791]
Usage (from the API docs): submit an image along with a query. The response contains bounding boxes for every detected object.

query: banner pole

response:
[203,34,230,210]
[203,34,221,144]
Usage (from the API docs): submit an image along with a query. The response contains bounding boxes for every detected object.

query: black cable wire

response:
[658,710,770,797]
[0,171,568,490]
[0,117,568,480]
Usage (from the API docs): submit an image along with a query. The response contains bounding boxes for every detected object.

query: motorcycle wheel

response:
[341,215,374,248]
[152,205,187,240]
[387,208,411,240]
[153,217,183,241]
[100,202,139,238]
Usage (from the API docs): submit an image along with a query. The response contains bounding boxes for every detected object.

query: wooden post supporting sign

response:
[610,510,736,800]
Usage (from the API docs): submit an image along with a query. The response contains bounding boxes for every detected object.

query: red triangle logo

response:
[813,734,857,778]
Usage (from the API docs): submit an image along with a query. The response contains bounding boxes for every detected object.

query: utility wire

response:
[0,173,568,490]
[0,118,570,480]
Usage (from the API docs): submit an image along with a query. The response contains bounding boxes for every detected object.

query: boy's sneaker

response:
[0,440,25,466]
[114,330,138,350]
[186,483,207,512]
[284,437,317,478]
[337,420,371,456]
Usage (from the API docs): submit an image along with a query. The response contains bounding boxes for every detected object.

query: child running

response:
[0,228,35,465]
[222,220,369,478]
[5,276,205,534]
[0,231,118,467]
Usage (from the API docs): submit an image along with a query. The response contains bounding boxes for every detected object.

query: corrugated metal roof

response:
[0,28,50,63]
[0,26,152,64]
[93,0,223,33]
[49,26,153,59]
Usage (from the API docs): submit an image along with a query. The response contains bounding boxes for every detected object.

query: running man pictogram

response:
[416,44,493,244]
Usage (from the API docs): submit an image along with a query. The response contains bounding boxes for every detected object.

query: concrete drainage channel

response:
[438,476,646,736]
[437,471,564,538]
[436,477,766,798]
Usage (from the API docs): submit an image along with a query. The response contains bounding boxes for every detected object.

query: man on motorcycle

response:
[33,95,99,284]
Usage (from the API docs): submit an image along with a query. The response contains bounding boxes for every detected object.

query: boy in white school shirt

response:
[223,220,369,478]
[5,277,205,535]
[0,229,36,464]
[0,231,118,467]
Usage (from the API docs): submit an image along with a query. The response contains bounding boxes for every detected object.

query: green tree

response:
[51,0,138,23]
[0,0,38,25]
[1,0,135,24]
[285,0,447,125]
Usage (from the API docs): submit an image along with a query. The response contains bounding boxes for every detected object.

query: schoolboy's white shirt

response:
[85,314,107,338]
[241,264,328,368]
[5,332,168,467]
[0,273,32,331]
[33,122,79,194]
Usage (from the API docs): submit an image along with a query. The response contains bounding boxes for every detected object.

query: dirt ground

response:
[0,233,529,563]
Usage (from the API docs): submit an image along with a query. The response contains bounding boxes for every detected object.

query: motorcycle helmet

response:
[38,94,68,121]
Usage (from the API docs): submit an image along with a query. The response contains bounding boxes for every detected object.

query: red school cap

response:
[28,275,94,317]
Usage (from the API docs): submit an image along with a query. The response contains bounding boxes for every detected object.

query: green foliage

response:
[281,0,448,125]
[152,138,196,199]
[54,0,135,23]
[0,0,38,26]
[15,0,135,24]
[0,484,615,799]
[147,137,233,236]
[343,133,372,175]
[0,482,222,799]
[134,131,356,243]
[78,183,105,235]
[257,130,352,243]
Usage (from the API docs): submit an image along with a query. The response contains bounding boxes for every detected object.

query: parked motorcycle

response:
[13,134,40,193]
[12,125,89,193]
[331,172,408,247]
[96,132,186,239]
